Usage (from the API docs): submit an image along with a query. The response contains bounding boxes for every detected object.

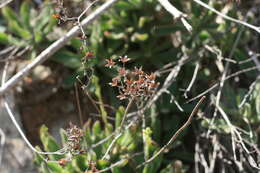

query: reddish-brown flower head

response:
[52,13,61,19]
[105,58,116,68]
[109,77,119,87]
[119,55,130,63]
[118,67,126,76]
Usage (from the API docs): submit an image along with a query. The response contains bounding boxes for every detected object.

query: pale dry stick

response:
[0,0,119,96]
[186,65,260,103]
[209,135,220,173]
[1,62,66,155]
[204,45,237,64]
[102,98,135,160]
[238,53,260,65]
[238,76,260,108]
[164,89,184,112]
[157,0,192,32]
[0,128,5,168]
[3,100,68,155]
[193,0,260,33]
[0,0,13,8]
[194,140,201,173]
[136,96,206,169]
[184,62,200,98]
[250,52,260,71]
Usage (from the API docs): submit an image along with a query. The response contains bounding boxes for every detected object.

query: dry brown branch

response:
[136,96,206,169]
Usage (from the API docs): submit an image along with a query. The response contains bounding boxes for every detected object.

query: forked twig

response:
[157,0,192,32]
[136,96,206,169]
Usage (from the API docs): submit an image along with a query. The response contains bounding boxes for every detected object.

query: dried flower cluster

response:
[66,123,84,154]
[105,56,159,100]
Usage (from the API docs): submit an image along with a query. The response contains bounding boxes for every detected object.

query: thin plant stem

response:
[136,96,206,169]
[102,97,135,160]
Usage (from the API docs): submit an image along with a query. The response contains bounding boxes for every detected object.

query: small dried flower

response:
[52,13,61,19]
[58,159,68,166]
[109,77,119,87]
[119,56,130,63]
[147,73,156,81]
[118,67,126,76]
[134,66,144,75]
[85,51,94,58]
[117,94,127,100]
[105,58,116,68]
[125,79,134,86]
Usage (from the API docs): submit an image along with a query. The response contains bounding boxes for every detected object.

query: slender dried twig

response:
[0,0,119,96]
[77,0,100,42]
[136,96,206,169]
[102,98,135,160]
[1,62,66,156]
[193,0,260,33]
[238,76,260,108]
[184,62,200,98]
[187,65,260,103]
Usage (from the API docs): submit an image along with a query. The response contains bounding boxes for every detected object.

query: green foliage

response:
[35,106,164,172]
[1,0,259,172]
[0,1,56,56]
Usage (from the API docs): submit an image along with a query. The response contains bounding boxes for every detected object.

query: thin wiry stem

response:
[77,0,100,44]
[193,0,260,33]
[102,98,135,160]
[184,62,200,98]
[187,65,260,103]
[136,96,206,169]
[238,76,259,108]
[1,62,65,155]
